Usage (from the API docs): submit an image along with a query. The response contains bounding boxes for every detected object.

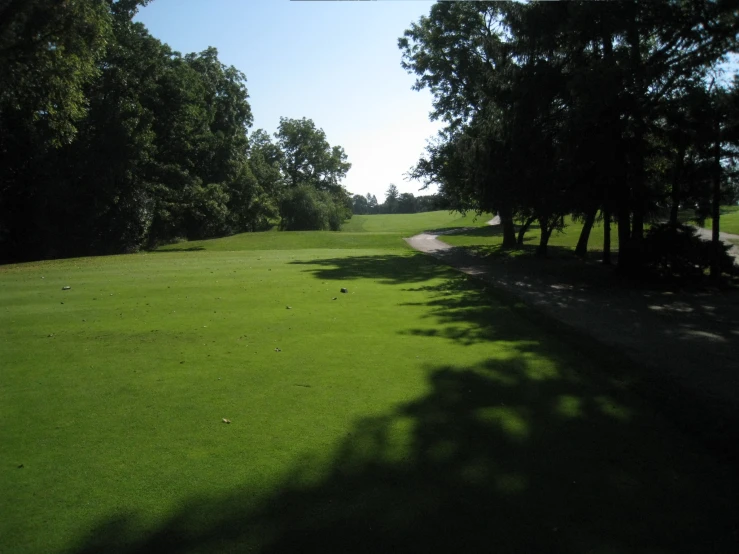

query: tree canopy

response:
[0,2,353,262]
[400,0,739,266]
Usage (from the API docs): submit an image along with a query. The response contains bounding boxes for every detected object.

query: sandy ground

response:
[405,226,739,438]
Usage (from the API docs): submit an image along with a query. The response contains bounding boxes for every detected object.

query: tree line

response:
[400,1,739,276]
[0,0,352,263]
[351,185,450,215]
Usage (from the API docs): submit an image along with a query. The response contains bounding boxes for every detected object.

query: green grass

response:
[1,211,737,553]
[340,210,493,234]
[441,216,619,258]
[158,211,490,253]
[704,205,739,235]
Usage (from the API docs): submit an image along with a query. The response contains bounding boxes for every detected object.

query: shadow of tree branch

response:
[67,252,739,553]
[71,357,739,553]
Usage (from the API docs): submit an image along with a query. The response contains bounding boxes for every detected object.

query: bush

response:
[279,186,352,231]
[279,186,327,230]
[638,223,736,280]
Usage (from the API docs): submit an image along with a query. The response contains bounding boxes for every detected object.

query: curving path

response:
[405,223,739,447]
[692,226,739,264]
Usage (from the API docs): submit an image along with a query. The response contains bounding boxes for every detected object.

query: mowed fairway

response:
[1,212,738,553]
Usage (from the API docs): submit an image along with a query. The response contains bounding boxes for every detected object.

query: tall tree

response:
[400,0,738,265]
[275,117,351,192]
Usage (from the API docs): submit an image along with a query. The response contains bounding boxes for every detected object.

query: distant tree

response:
[352,194,370,215]
[384,184,400,213]
[397,192,417,214]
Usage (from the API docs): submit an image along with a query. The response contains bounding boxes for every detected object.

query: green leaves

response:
[275,117,351,192]
[0,0,113,146]
[400,0,739,262]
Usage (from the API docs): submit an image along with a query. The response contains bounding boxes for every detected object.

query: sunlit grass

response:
[1,212,737,553]
[441,216,619,257]
[704,205,739,235]
[158,211,492,252]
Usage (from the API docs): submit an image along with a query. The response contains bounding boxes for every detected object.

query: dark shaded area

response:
[428,225,507,237]
[69,362,739,553]
[289,253,451,285]
[68,252,739,553]
[296,249,739,458]
[447,224,538,238]
[151,246,206,253]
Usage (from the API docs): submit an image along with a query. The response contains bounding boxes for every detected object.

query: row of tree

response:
[0,0,352,263]
[351,185,450,215]
[400,1,739,274]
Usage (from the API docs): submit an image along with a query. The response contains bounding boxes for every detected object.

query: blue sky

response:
[135,0,442,201]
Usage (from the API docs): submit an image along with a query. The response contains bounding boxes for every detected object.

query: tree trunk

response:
[711,122,721,281]
[500,206,517,250]
[627,10,645,244]
[617,200,631,270]
[537,219,552,257]
[603,207,612,265]
[631,192,644,240]
[601,31,614,268]
[516,216,535,248]
[669,145,685,229]
[575,207,597,258]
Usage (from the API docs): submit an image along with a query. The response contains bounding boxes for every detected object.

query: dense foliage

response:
[351,189,450,215]
[0,0,352,263]
[400,0,739,271]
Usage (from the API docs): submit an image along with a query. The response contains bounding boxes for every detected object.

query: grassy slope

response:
[705,205,739,235]
[158,211,490,252]
[1,212,737,553]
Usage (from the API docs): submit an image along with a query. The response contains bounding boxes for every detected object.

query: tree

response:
[0,1,265,260]
[233,129,283,232]
[352,194,369,215]
[279,185,348,231]
[275,117,351,192]
[0,0,115,146]
[272,118,352,231]
[0,0,118,260]
[400,0,739,265]
[384,184,400,213]
[397,192,417,214]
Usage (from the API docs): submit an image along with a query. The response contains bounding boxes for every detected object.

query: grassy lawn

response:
[2,212,737,553]
[158,211,490,253]
[441,216,618,259]
[704,205,739,235]
[340,210,493,234]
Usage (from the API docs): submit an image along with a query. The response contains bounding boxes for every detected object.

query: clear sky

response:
[135,0,442,201]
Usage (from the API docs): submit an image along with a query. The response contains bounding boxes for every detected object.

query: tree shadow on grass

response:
[70,356,739,553]
[289,252,451,285]
[67,254,739,553]
[448,224,536,238]
[290,252,739,458]
[427,225,510,238]
[150,246,206,253]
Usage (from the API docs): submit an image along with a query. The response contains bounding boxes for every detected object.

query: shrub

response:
[279,186,330,230]
[278,186,352,231]
[638,223,736,280]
